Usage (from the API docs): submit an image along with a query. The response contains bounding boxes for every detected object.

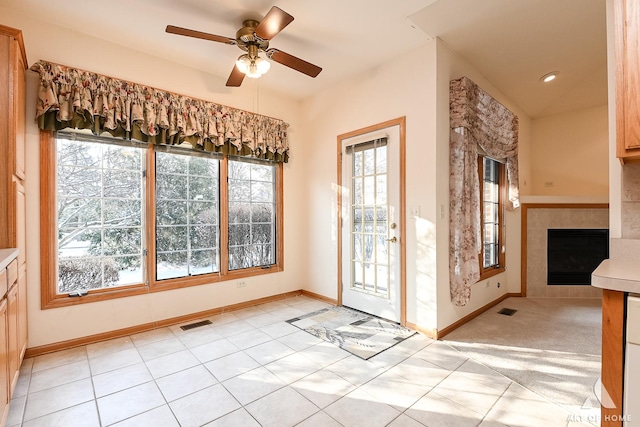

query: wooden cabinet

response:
[615,0,640,162]
[601,289,625,427]
[17,266,26,362]
[0,24,28,427]
[0,252,17,427]
[0,299,8,427]
[6,282,17,395]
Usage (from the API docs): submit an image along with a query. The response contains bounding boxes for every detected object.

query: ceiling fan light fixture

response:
[236,54,270,78]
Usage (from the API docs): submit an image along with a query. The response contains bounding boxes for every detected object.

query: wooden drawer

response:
[0,269,5,298]
[6,259,17,288]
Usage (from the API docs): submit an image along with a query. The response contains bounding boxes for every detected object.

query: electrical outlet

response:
[237,281,246,288]
[485,281,490,288]
[544,181,554,187]
[497,282,501,288]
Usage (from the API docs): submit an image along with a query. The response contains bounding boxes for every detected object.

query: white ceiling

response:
[1,0,607,119]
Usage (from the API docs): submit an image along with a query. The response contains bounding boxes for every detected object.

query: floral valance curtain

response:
[449,76,519,306]
[30,61,290,162]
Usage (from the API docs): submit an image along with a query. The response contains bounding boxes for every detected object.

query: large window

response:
[155,151,220,280]
[56,136,146,292]
[41,131,283,308]
[228,160,276,270]
[478,156,506,279]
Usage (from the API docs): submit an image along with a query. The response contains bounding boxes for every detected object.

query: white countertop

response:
[591,238,640,293]
[0,248,18,271]
[592,259,640,293]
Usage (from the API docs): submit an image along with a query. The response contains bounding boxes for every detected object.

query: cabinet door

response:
[14,181,25,268]
[12,37,26,180]
[0,299,8,427]
[17,265,26,361]
[616,0,640,154]
[7,285,18,394]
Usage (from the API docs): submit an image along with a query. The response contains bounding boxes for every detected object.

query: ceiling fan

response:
[166,6,322,87]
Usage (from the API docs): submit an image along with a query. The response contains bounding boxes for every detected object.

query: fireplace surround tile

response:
[526,207,607,298]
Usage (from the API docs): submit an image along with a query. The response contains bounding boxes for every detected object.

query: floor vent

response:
[498,308,517,316]
[180,320,212,331]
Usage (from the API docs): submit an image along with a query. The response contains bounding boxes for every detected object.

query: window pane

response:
[155,151,220,279]
[157,226,188,252]
[353,152,363,176]
[228,159,276,270]
[480,157,502,270]
[353,177,363,205]
[251,163,274,181]
[364,176,375,205]
[189,201,218,225]
[189,176,217,201]
[251,203,273,223]
[56,136,145,293]
[156,173,187,200]
[189,249,218,275]
[229,224,250,246]
[252,224,273,244]
[58,198,101,228]
[251,181,274,203]
[190,225,217,250]
[156,200,188,226]
[376,175,387,204]
[104,199,142,226]
[376,146,387,174]
[364,150,375,175]
[157,251,188,280]
[229,202,251,223]
[104,170,141,198]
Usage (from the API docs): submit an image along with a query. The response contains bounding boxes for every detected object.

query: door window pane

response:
[349,144,390,297]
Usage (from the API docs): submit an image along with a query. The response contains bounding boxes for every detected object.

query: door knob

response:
[386,236,397,243]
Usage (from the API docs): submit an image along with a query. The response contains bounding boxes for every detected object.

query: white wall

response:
[299,40,440,331]
[299,37,532,333]
[1,8,306,347]
[434,40,532,331]
[530,105,609,196]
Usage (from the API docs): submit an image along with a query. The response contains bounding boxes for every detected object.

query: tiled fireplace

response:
[525,206,608,297]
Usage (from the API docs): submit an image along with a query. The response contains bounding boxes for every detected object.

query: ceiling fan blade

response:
[166,25,236,45]
[267,49,322,78]
[254,6,294,40]
[226,65,245,87]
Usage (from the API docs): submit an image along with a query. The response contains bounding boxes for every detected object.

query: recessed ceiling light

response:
[540,71,559,83]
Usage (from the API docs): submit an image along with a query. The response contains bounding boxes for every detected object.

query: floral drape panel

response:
[30,61,290,162]
[449,76,519,306]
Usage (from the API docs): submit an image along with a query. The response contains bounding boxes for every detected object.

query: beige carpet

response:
[443,297,602,417]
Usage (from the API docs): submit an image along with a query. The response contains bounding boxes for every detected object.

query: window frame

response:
[40,130,284,309]
[477,155,506,281]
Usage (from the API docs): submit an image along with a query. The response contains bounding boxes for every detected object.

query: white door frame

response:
[336,117,406,325]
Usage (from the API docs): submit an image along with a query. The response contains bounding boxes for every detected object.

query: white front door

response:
[340,124,401,323]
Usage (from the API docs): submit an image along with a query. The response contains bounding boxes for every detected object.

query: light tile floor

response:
[8,296,592,427]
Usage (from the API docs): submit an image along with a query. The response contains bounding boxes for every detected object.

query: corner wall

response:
[299,37,534,334]
[435,40,532,331]
[1,8,306,347]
